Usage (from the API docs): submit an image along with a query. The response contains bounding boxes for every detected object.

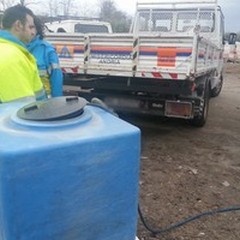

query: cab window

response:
[74,24,109,33]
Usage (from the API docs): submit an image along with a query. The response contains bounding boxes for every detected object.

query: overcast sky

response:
[113,0,239,32]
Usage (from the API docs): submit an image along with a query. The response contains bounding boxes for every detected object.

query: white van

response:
[45,19,113,34]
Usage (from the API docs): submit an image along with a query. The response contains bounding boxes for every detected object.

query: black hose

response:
[138,204,240,237]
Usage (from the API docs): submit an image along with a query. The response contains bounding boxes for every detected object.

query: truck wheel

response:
[211,74,223,97]
[189,82,210,127]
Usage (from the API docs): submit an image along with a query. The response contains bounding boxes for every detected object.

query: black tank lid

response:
[17,96,87,121]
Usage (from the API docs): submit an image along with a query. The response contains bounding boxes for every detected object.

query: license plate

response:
[165,101,193,119]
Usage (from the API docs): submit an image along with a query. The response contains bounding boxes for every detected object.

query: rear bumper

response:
[68,90,201,120]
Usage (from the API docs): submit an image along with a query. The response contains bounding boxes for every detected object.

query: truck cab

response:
[130,0,224,49]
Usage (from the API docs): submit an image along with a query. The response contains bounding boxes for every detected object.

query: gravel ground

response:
[122,63,240,240]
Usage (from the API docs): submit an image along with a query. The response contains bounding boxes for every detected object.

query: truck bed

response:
[46,32,222,81]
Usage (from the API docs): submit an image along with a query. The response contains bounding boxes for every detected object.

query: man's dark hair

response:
[34,16,45,39]
[2,4,34,29]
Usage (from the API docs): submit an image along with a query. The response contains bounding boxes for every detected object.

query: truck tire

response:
[189,82,210,127]
[211,74,223,97]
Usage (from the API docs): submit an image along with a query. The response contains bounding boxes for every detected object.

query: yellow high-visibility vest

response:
[0,38,44,103]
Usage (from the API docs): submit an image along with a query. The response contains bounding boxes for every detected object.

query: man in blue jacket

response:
[27,17,63,97]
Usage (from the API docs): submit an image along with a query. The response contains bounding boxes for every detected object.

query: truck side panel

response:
[46,33,222,81]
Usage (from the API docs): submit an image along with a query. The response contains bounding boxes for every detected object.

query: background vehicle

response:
[45,18,113,33]
[223,33,238,63]
[46,0,225,127]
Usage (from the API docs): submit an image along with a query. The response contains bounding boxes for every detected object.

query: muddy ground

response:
[122,63,240,240]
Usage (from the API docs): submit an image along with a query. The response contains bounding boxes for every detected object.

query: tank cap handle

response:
[24,104,39,113]
[17,96,87,121]
[66,96,79,102]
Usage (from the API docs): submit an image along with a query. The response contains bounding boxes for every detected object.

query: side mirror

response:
[228,33,237,45]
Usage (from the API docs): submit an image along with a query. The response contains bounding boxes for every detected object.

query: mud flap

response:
[189,82,210,127]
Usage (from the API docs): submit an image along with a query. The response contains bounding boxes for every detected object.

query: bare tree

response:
[43,0,75,18]
[18,0,41,7]
[19,0,26,5]
[47,0,60,17]
[59,0,75,16]
[0,0,17,10]
[98,0,131,32]
[76,1,97,17]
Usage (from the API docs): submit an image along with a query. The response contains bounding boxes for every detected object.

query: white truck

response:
[46,0,225,127]
[45,18,113,33]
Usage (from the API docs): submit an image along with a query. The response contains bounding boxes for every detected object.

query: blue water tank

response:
[0,97,140,240]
